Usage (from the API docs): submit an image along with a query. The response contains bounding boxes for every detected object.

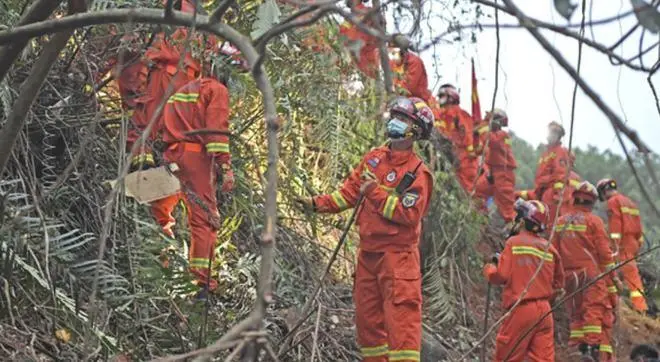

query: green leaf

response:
[250,0,281,40]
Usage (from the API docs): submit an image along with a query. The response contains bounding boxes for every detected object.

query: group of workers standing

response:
[100,0,653,361]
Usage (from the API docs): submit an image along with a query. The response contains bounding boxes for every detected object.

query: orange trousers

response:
[151,193,181,238]
[165,143,220,290]
[564,269,608,346]
[599,307,616,361]
[456,153,478,193]
[354,249,422,362]
[493,300,554,362]
[617,234,647,312]
[475,168,516,222]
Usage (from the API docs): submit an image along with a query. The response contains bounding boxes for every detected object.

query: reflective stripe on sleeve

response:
[383,194,399,220]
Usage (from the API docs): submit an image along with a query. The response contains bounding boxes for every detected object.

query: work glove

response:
[486,173,494,185]
[360,169,377,195]
[294,197,315,212]
[128,154,155,173]
[482,252,500,265]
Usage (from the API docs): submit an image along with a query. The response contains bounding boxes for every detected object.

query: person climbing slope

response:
[597,178,649,314]
[518,121,572,231]
[434,84,477,192]
[297,97,434,362]
[483,199,564,362]
[552,181,620,361]
[474,108,517,226]
[160,69,234,296]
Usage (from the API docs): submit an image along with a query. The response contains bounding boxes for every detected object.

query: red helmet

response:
[596,178,617,201]
[437,84,460,105]
[387,96,435,140]
[518,200,549,232]
[573,181,599,203]
[486,108,508,127]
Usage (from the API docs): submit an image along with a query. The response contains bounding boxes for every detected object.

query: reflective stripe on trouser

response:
[494,300,555,362]
[564,270,587,346]
[474,168,516,222]
[151,193,182,238]
[165,146,220,290]
[354,249,422,362]
[599,310,615,362]
[581,278,608,345]
[617,234,647,312]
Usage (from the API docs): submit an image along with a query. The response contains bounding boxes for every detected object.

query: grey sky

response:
[416,0,660,155]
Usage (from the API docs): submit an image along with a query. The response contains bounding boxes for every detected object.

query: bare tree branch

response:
[469,0,652,72]
[0,0,64,83]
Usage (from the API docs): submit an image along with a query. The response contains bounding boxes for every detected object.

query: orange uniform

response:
[552,207,615,347]
[606,192,647,312]
[435,105,477,192]
[475,130,517,222]
[313,146,432,362]
[530,143,571,230]
[473,120,489,156]
[558,171,582,216]
[390,52,434,104]
[162,78,232,290]
[483,230,564,362]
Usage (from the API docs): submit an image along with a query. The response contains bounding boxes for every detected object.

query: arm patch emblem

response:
[402,192,419,208]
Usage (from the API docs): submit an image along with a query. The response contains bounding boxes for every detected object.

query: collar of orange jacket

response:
[386,146,415,166]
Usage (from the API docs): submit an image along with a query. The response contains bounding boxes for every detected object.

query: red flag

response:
[471,58,482,123]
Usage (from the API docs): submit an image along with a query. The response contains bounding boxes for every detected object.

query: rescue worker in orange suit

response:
[483,199,564,362]
[386,35,434,104]
[161,73,234,293]
[128,0,219,238]
[597,178,648,314]
[474,109,517,225]
[518,121,572,231]
[434,84,477,192]
[551,181,620,361]
[559,169,582,216]
[340,0,379,74]
[297,97,435,362]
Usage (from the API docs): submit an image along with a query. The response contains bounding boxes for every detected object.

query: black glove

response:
[487,173,494,185]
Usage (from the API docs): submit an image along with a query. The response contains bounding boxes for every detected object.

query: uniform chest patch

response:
[367,158,380,168]
[386,170,397,183]
[402,192,419,208]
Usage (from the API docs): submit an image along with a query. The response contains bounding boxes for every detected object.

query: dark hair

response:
[631,344,660,360]
[573,197,595,207]
[523,219,541,233]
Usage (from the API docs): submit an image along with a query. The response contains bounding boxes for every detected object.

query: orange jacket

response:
[552,206,615,277]
[390,52,433,103]
[483,230,564,309]
[606,192,643,241]
[435,105,475,157]
[473,120,489,155]
[162,78,231,168]
[313,146,433,253]
[483,130,517,169]
[339,3,376,48]
[533,143,571,197]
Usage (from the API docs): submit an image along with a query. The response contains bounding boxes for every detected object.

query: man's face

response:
[547,128,561,144]
[388,47,402,65]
